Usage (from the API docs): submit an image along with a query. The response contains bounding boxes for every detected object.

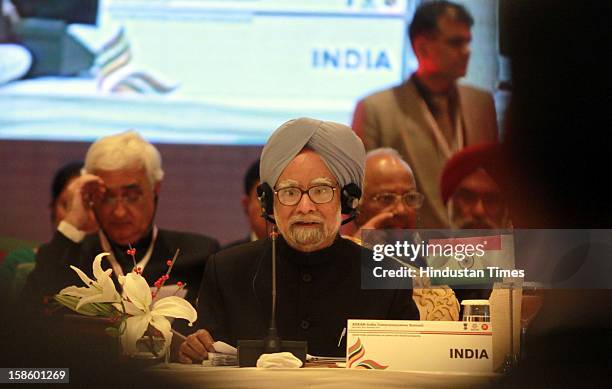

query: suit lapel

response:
[81,236,104,269]
[457,85,475,144]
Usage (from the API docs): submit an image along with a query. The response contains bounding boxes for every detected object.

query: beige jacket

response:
[352,78,498,228]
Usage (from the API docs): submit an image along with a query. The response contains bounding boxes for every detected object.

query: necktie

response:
[431,94,455,149]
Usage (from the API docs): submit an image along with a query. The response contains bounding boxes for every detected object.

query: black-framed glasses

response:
[371,192,424,209]
[275,185,337,206]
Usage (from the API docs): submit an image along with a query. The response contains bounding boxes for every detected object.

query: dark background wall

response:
[0,140,262,245]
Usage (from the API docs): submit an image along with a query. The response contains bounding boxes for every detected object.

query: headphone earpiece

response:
[256,183,273,215]
[257,182,358,224]
[256,183,276,224]
[340,183,362,215]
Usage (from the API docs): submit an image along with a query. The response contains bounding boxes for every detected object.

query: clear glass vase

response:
[134,336,168,359]
[121,335,169,366]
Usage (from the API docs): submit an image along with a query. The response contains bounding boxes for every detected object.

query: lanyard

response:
[418,96,465,159]
[98,225,158,278]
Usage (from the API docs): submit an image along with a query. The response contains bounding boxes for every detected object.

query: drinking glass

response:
[520,282,544,359]
[461,299,491,322]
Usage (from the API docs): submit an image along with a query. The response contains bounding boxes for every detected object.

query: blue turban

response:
[260,118,365,190]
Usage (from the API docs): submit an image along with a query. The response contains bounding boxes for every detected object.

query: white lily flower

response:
[59,252,121,310]
[119,272,197,356]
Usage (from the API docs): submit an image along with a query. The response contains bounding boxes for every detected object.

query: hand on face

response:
[62,174,105,232]
[92,167,158,246]
[357,154,419,231]
[357,211,396,231]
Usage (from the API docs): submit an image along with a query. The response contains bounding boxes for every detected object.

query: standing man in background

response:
[352,0,497,228]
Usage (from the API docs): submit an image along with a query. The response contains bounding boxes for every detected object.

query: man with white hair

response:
[178,118,418,362]
[22,131,219,307]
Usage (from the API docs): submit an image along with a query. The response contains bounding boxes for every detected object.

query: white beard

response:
[289,224,324,246]
[277,210,341,252]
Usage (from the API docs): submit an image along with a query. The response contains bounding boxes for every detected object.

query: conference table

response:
[148,363,499,388]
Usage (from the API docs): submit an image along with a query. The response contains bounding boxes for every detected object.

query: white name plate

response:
[346,320,493,373]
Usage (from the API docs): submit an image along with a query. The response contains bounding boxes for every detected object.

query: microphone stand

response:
[237,225,307,367]
[263,227,280,353]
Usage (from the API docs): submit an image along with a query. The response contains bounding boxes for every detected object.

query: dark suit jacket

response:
[22,229,219,309]
[196,236,418,356]
[220,235,251,251]
[352,77,498,228]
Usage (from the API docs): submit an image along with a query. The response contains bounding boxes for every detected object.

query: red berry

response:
[166,260,173,266]
[177,281,184,287]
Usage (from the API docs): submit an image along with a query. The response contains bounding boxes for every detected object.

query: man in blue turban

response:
[179,118,418,362]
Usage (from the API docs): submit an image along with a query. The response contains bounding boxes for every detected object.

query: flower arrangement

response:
[53,249,196,357]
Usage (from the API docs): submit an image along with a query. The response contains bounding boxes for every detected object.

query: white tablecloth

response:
[148,364,499,389]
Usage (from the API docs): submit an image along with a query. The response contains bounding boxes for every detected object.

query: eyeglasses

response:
[99,186,144,207]
[452,188,504,215]
[275,185,336,206]
[371,192,424,209]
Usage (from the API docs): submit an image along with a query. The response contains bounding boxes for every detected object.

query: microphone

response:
[262,227,280,353]
[260,209,276,224]
[237,225,307,367]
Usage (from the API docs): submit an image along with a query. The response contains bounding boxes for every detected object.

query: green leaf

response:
[118,318,127,335]
[54,294,79,309]
[53,294,116,317]
[105,327,121,338]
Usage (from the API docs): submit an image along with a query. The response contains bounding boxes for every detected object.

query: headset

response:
[256,182,361,225]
